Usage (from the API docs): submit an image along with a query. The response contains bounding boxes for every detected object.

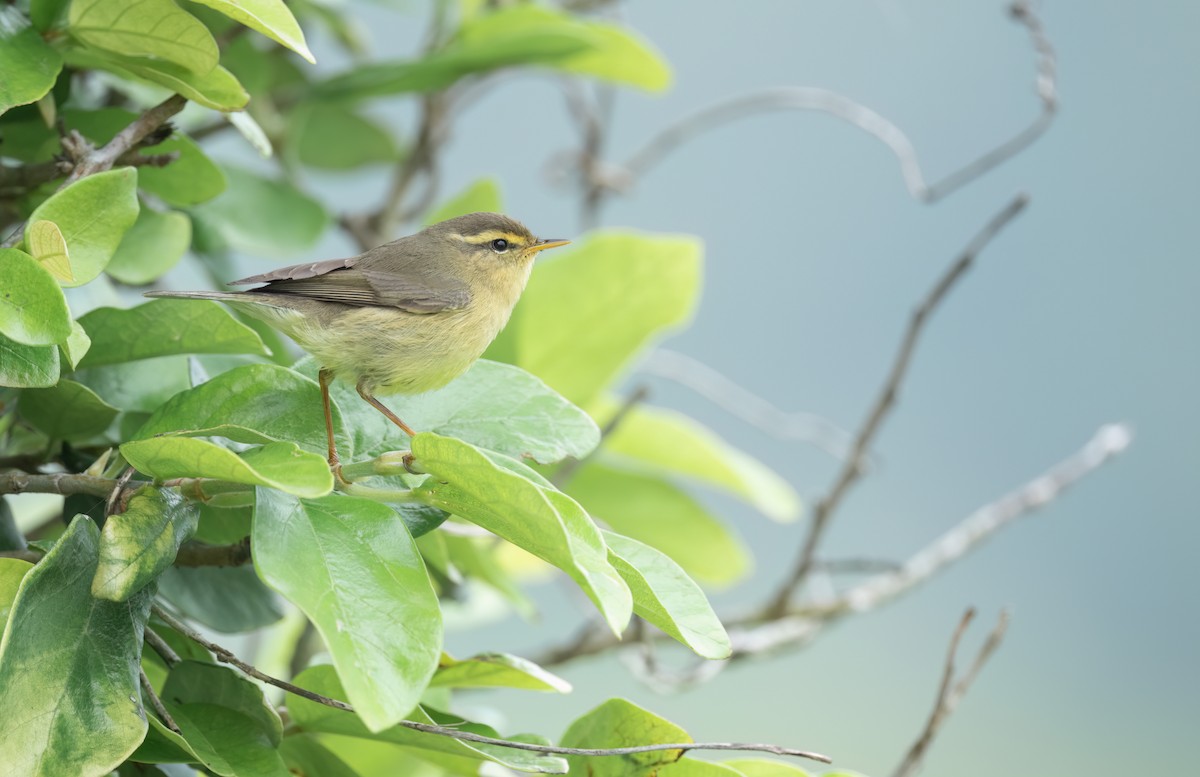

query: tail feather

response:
[144,290,243,302]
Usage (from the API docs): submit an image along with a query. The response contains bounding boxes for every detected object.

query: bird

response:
[145,212,568,478]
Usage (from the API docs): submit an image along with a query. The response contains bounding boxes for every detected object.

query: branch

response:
[763,193,1029,618]
[0,470,120,499]
[150,605,831,764]
[532,422,1130,669]
[598,1,1054,208]
[174,538,252,567]
[891,609,1010,777]
[140,667,182,734]
[2,94,188,248]
[144,627,181,667]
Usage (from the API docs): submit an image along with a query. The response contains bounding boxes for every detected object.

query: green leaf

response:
[105,207,191,284]
[488,231,701,406]
[69,0,219,75]
[24,167,140,287]
[458,7,670,92]
[721,760,811,777]
[288,664,568,774]
[0,517,153,777]
[595,399,801,522]
[19,378,119,439]
[603,531,730,660]
[68,45,248,111]
[163,661,283,746]
[0,247,71,345]
[432,652,571,692]
[192,166,329,256]
[31,0,70,32]
[0,12,63,116]
[253,490,442,732]
[60,319,91,369]
[166,703,291,776]
[661,761,746,776]
[190,0,314,63]
[442,533,535,618]
[292,102,397,170]
[27,220,74,282]
[411,432,631,634]
[0,332,59,388]
[300,358,599,465]
[280,734,361,777]
[568,463,751,586]
[560,698,690,777]
[424,178,502,225]
[77,299,268,368]
[136,363,349,457]
[0,558,33,632]
[121,438,334,498]
[73,355,193,412]
[157,565,282,633]
[92,485,198,600]
[65,107,228,206]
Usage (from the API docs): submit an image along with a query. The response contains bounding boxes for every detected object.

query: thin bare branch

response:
[891,609,1010,777]
[0,471,120,499]
[764,193,1029,618]
[174,538,252,567]
[144,627,182,668]
[140,667,181,734]
[604,2,1054,207]
[150,605,831,763]
[639,349,855,460]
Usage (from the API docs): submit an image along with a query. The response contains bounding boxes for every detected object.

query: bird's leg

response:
[319,369,348,485]
[356,380,418,437]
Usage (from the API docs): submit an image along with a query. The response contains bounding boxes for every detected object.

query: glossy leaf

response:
[0,14,63,115]
[69,0,219,75]
[411,432,631,634]
[19,378,119,439]
[24,167,140,287]
[604,531,731,660]
[77,299,268,368]
[253,490,442,732]
[424,178,502,225]
[299,357,599,465]
[488,231,701,406]
[721,760,811,777]
[0,558,33,632]
[166,703,290,776]
[560,698,690,777]
[288,664,568,774]
[595,398,801,522]
[0,517,152,777]
[432,652,571,692]
[192,166,329,256]
[27,220,73,283]
[121,438,334,498]
[569,462,751,586]
[190,0,314,63]
[157,565,282,633]
[135,363,348,456]
[93,486,198,600]
[0,247,71,346]
[105,207,191,284]
[292,102,397,169]
[0,332,59,388]
[73,355,194,412]
[163,661,282,746]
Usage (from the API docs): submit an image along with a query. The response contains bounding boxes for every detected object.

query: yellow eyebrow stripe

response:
[455,230,526,244]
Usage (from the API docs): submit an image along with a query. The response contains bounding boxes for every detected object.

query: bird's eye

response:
[490,238,509,252]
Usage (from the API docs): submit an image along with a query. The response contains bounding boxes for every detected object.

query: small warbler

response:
[146,212,568,476]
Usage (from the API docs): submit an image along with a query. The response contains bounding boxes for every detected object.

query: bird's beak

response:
[528,238,570,254]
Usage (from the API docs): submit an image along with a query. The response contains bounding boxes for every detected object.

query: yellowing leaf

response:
[27,220,72,282]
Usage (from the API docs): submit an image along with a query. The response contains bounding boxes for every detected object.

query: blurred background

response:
[189,2,1200,775]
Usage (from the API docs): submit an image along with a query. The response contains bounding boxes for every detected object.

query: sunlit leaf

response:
[560,698,690,777]
[27,221,73,283]
[424,178,502,225]
[190,0,314,63]
[0,12,63,115]
[69,0,219,75]
[432,652,571,692]
[0,247,71,345]
[121,437,333,498]
[0,558,33,632]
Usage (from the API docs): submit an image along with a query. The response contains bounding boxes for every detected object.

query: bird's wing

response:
[228,239,471,314]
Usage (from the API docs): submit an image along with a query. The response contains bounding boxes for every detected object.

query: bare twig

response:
[371,95,448,246]
[640,349,856,460]
[764,193,1029,618]
[533,422,1130,669]
[891,609,1010,777]
[0,471,120,499]
[582,1,1054,211]
[150,605,830,763]
[2,94,188,247]
[174,538,252,567]
[140,667,182,734]
[144,627,182,668]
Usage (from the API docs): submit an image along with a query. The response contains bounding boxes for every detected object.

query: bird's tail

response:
[144,290,244,303]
